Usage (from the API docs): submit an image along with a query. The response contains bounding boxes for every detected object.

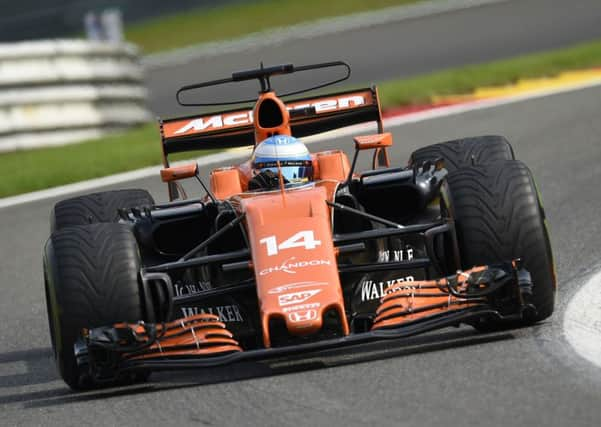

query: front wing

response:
[77,263,534,382]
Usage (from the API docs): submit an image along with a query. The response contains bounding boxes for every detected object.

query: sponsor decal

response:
[272,136,293,145]
[377,248,414,263]
[278,289,322,307]
[259,257,331,276]
[173,94,367,135]
[174,111,254,134]
[173,281,210,297]
[175,281,244,323]
[268,281,328,294]
[282,302,320,313]
[360,276,415,302]
[288,95,366,114]
[180,305,244,322]
[288,310,318,323]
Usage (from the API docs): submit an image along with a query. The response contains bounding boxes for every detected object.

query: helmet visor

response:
[254,160,313,184]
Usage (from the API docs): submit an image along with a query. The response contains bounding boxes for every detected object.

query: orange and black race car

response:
[43,62,556,390]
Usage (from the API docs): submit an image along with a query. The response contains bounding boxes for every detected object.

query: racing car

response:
[43,61,556,390]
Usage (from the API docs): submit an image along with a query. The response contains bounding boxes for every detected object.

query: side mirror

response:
[160,163,198,182]
[353,132,392,150]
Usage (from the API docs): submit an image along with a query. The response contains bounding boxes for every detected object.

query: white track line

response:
[143,0,509,68]
[1,77,601,210]
[564,269,601,368]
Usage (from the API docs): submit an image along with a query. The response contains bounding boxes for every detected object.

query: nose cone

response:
[240,185,349,347]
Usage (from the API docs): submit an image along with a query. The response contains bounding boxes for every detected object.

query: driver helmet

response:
[251,135,313,184]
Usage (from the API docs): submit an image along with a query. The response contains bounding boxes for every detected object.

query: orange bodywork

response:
[210,167,244,200]
[109,314,242,360]
[313,150,350,181]
[354,132,392,150]
[235,184,349,347]
[371,266,488,330]
[253,91,292,143]
[160,163,198,182]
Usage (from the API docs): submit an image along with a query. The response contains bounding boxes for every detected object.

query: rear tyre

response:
[44,223,145,390]
[446,160,556,327]
[51,189,154,232]
[409,135,515,172]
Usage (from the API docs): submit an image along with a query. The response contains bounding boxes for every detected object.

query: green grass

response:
[2,39,601,198]
[126,0,420,54]
[378,40,601,108]
[0,124,161,197]
[0,123,221,197]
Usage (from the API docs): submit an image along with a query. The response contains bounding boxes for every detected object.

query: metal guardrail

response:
[0,39,152,152]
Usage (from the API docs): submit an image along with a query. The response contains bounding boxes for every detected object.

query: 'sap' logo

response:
[278,289,321,306]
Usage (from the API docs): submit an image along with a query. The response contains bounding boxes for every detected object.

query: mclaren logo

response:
[174,111,253,134]
[174,95,366,135]
[288,94,365,114]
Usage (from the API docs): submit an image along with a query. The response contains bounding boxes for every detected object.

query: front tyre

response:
[51,189,154,232]
[44,223,145,389]
[446,160,556,326]
[409,135,515,172]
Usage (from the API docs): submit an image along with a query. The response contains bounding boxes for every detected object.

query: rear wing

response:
[159,87,383,157]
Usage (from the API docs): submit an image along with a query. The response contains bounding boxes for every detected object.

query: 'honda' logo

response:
[288,310,318,323]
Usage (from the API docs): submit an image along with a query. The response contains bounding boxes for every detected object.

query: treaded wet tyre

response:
[446,160,556,326]
[44,223,144,390]
[409,135,515,172]
[51,189,154,232]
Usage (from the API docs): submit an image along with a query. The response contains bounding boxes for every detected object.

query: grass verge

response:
[2,39,601,198]
[0,124,160,198]
[126,0,420,54]
[377,40,601,107]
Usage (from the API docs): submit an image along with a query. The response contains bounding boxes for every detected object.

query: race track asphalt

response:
[145,0,601,117]
[1,84,601,426]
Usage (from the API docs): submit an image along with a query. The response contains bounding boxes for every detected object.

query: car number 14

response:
[259,230,322,256]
